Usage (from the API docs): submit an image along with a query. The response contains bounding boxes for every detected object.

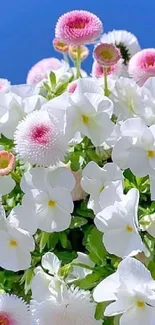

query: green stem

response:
[63,52,69,64]
[11,171,20,184]
[103,67,110,97]
[76,46,81,79]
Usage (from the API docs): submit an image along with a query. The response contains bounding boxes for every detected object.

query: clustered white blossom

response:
[1,12,155,325]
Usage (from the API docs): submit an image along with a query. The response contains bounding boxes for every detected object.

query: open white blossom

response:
[81,161,123,213]
[31,285,101,325]
[68,252,95,281]
[66,78,114,146]
[93,257,155,325]
[95,188,144,257]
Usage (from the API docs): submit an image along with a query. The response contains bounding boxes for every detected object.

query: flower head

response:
[68,45,89,61]
[0,293,31,325]
[68,81,77,94]
[55,10,103,45]
[92,60,117,78]
[0,78,10,93]
[27,58,66,85]
[53,38,69,53]
[101,30,141,64]
[14,110,68,166]
[93,43,121,67]
[128,48,155,86]
[0,151,15,176]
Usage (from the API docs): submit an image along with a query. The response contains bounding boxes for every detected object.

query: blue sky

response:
[1,0,155,84]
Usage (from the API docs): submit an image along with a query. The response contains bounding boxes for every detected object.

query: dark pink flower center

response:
[30,124,51,145]
[0,312,15,325]
[67,17,89,30]
[142,54,155,69]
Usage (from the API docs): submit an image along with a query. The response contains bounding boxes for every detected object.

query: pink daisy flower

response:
[128,48,155,86]
[14,110,68,166]
[0,151,15,176]
[0,293,31,325]
[53,38,69,53]
[27,58,63,85]
[68,45,89,61]
[92,60,117,78]
[93,43,121,67]
[68,81,77,94]
[55,10,103,45]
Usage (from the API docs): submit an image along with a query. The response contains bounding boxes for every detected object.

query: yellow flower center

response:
[82,115,89,124]
[147,150,155,158]
[9,240,18,247]
[101,49,114,60]
[0,158,9,169]
[48,200,56,208]
[136,300,145,308]
[125,225,133,233]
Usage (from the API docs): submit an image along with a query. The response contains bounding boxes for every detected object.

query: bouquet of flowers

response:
[1,9,155,325]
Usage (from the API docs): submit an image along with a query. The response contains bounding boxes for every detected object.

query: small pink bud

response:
[0,151,15,176]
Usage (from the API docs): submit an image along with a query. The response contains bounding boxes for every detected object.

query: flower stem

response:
[76,46,81,79]
[63,52,69,64]
[103,67,110,97]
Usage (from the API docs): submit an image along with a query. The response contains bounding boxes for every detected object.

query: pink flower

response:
[27,58,64,85]
[93,43,121,66]
[68,45,89,61]
[68,81,77,94]
[0,151,15,176]
[92,60,116,78]
[55,10,103,45]
[128,48,155,86]
[53,38,69,53]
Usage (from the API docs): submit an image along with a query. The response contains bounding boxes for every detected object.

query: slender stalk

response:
[76,46,81,79]
[103,67,110,97]
[63,52,69,64]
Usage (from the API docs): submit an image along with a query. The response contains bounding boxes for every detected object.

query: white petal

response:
[120,305,155,325]
[20,167,48,193]
[42,252,61,275]
[0,175,15,195]
[120,118,147,137]
[93,272,119,302]
[47,167,75,191]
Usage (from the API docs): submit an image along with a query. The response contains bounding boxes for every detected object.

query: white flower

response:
[0,293,31,325]
[93,257,155,325]
[0,85,46,139]
[112,117,155,199]
[18,167,75,233]
[68,252,95,281]
[14,110,68,166]
[0,174,15,196]
[111,77,145,121]
[0,78,11,93]
[101,30,141,64]
[140,77,155,126]
[31,267,53,302]
[95,188,144,258]
[31,285,101,325]
[0,207,35,271]
[81,161,123,213]
[66,78,114,146]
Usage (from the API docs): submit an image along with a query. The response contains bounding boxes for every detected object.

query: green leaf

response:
[59,232,68,249]
[48,233,59,250]
[40,232,50,252]
[70,152,81,171]
[43,82,51,92]
[49,71,56,88]
[55,81,68,96]
[59,263,72,278]
[56,251,77,264]
[95,302,106,320]
[77,272,101,289]
[86,227,106,264]
[70,216,88,229]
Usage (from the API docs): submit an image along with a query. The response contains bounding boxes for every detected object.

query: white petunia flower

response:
[0,174,15,196]
[31,285,102,325]
[66,78,114,146]
[0,78,11,93]
[0,85,46,139]
[81,161,123,213]
[14,110,68,167]
[68,252,95,281]
[0,207,35,271]
[93,257,155,325]
[95,188,144,258]
[17,167,75,233]
[112,117,155,199]
[0,293,31,325]
[101,30,141,64]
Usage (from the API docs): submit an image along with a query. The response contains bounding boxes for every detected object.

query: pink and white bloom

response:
[68,45,89,61]
[92,59,123,78]
[128,49,155,86]
[0,78,11,93]
[81,161,123,214]
[0,151,15,176]
[95,188,144,258]
[55,10,103,45]
[68,81,77,94]
[0,293,31,325]
[93,258,155,325]
[93,43,121,67]
[14,110,68,166]
[52,38,69,53]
